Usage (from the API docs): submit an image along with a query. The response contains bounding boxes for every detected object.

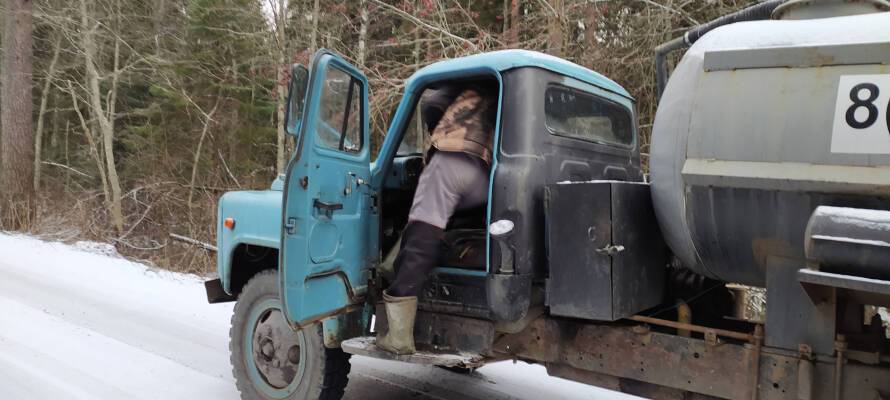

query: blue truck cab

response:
[206,2,890,397]
[207,49,665,400]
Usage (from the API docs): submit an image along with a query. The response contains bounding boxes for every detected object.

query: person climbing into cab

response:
[377,82,498,355]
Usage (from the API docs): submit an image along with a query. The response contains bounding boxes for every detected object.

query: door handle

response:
[313,199,343,211]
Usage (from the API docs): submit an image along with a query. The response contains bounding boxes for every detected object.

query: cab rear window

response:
[544,85,633,147]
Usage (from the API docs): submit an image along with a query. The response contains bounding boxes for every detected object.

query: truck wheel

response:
[230,270,351,400]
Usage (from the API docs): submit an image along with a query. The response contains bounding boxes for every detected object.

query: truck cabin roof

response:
[406,50,633,101]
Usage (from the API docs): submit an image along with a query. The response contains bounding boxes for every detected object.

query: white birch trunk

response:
[358,0,368,66]
[275,0,287,174]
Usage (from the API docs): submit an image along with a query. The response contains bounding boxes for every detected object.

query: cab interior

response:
[378,76,500,282]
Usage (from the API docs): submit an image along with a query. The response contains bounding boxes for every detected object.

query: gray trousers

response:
[408,151,490,229]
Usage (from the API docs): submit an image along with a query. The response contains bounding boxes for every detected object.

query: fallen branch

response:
[170,233,218,252]
[42,161,93,179]
[112,237,167,251]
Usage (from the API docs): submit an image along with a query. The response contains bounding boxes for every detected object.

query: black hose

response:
[655,0,789,100]
[654,37,685,99]
[685,0,787,43]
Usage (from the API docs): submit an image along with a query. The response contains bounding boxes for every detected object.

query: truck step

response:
[340,336,486,368]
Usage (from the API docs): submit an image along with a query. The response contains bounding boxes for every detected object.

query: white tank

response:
[650,4,890,286]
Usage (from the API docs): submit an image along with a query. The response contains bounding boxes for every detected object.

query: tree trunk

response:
[502,0,510,37]
[50,89,60,149]
[80,0,124,233]
[153,0,167,56]
[1,0,35,228]
[68,81,110,201]
[64,121,70,188]
[309,0,320,53]
[275,0,287,175]
[412,0,423,150]
[357,0,368,66]
[187,92,222,211]
[33,36,62,193]
[547,0,563,57]
[508,0,520,45]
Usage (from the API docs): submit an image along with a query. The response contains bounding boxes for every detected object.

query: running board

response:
[340,337,486,368]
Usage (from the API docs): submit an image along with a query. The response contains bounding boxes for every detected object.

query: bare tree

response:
[1,0,35,228]
[79,0,124,233]
[33,36,63,193]
[152,0,167,56]
[547,0,564,56]
[309,0,320,53]
[357,0,368,66]
[271,0,288,174]
[2,0,756,275]
[187,90,223,211]
[507,0,520,45]
[66,80,110,202]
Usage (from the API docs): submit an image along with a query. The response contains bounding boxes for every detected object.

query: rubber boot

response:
[376,291,418,355]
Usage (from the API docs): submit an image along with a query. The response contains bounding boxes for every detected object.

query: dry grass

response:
[22,183,220,275]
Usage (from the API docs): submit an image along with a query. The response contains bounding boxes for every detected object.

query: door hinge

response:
[285,217,297,235]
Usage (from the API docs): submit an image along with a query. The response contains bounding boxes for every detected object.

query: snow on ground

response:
[0,233,640,400]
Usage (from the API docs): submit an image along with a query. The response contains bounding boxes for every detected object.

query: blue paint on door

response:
[280,51,373,326]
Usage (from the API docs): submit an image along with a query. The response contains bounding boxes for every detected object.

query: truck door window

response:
[544,85,633,147]
[397,100,426,156]
[317,66,363,153]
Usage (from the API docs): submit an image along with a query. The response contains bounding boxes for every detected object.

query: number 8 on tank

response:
[845,83,881,130]
[830,75,890,154]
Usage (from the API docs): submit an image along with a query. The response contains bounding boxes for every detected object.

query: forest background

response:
[0,0,754,273]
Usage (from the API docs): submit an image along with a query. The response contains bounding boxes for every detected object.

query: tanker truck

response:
[204,0,890,398]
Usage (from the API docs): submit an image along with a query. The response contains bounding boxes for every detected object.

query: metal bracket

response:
[284,217,297,235]
[798,269,890,308]
[596,244,626,256]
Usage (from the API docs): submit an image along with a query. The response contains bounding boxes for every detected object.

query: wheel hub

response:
[251,308,302,389]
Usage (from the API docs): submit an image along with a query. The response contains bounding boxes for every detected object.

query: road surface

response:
[0,234,639,400]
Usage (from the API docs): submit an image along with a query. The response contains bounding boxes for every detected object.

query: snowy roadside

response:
[0,233,236,399]
[0,233,639,400]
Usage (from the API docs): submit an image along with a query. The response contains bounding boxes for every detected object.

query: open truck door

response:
[280,51,372,327]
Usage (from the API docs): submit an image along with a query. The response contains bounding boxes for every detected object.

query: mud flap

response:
[487,273,532,322]
[205,278,236,303]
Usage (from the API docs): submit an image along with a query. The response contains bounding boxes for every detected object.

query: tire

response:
[230,270,351,400]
